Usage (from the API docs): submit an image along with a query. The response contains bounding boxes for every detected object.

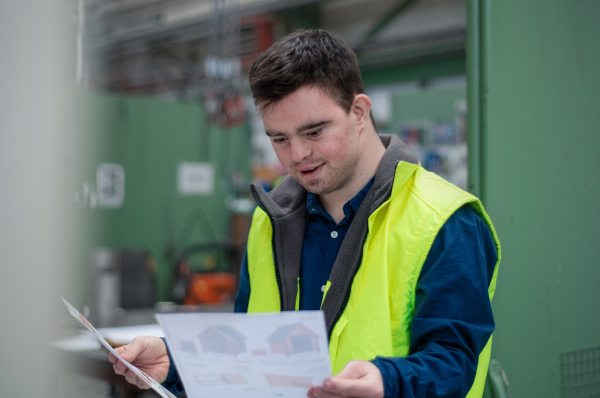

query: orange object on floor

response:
[184,272,237,305]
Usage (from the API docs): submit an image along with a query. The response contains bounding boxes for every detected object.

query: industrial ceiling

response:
[76,0,465,98]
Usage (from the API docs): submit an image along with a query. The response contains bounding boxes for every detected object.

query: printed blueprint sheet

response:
[156,311,332,398]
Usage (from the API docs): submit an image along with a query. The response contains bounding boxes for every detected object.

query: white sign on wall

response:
[96,163,125,209]
[178,162,214,195]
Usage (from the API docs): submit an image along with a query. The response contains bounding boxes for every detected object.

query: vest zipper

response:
[270,223,283,311]
[327,267,357,341]
[327,192,389,341]
[326,234,365,341]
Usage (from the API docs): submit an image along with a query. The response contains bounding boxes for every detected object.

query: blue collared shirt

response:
[299,177,374,310]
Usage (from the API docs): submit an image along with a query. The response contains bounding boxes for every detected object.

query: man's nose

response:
[290,138,311,162]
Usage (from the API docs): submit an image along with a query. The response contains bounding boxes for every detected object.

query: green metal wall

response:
[362,56,466,87]
[74,93,252,303]
[391,84,465,125]
[469,1,600,396]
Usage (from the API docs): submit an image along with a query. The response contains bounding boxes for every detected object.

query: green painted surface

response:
[276,3,321,32]
[77,93,252,302]
[472,1,600,396]
[390,85,465,127]
[361,56,465,87]
[466,0,482,198]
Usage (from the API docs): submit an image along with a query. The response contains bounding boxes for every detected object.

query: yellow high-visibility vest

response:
[247,161,501,397]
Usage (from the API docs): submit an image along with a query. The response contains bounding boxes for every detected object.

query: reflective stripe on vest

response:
[247,162,501,397]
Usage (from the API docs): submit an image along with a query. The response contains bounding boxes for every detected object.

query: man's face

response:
[261,86,362,198]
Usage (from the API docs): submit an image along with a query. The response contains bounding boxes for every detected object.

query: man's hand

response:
[108,336,170,389]
[307,360,384,398]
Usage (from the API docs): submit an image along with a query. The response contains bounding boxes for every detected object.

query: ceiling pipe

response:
[359,0,421,45]
[87,0,329,57]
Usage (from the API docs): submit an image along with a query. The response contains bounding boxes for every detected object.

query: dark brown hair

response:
[249,29,365,113]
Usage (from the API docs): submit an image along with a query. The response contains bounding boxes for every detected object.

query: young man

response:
[110,29,500,398]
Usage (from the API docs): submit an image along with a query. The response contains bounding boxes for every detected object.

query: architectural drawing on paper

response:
[197,325,247,357]
[177,340,197,354]
[263,373,313,388]
[267,323,320,356]
[252,349,269,356]
[194,372,248,386]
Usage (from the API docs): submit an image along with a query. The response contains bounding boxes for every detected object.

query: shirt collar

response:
[306,176,375,220]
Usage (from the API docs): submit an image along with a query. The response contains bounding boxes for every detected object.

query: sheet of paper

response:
[60,296,177,398]
[156,311,332,398]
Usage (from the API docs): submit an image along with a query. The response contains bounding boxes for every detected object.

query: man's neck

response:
[320,134,386,224]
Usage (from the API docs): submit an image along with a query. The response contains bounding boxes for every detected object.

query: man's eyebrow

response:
[296,120,329,133]
[265,120,330,137]
[265,130,283,137]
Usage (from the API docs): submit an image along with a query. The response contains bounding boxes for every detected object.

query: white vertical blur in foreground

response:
[0,2,75,396]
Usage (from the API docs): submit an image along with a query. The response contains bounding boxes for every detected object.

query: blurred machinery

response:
[88,248,156,327]
[172,241,238,306]
[201,0,246,128]
[170,207,248,306]
[78,0,279,111]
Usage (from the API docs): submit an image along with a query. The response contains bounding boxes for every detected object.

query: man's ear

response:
[352,94,372,130]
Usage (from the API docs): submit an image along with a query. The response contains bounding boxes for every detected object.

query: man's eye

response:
[272,137,286,144]
[307,129,321,137]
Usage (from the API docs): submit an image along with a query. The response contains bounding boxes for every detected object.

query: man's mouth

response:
[298,163,323,178]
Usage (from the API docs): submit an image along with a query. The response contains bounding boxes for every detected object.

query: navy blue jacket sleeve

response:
[160,337,185,395]
[234,251,251,313]
[371,205,498,398]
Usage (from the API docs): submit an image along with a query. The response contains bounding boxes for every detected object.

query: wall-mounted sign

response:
[96,163,125,209]
[178,162,214,195]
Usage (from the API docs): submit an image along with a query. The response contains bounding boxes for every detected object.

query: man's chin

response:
[289,171,335,195]
[299,180,335,196]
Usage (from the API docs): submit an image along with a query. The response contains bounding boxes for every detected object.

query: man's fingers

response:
[124,370,140,386]
[333,361,369,380]
[113,363,150,390]
[108,337,169,390]
[121,369,150,389]
[319,361,384,398]
[309,379,374,398]
[113,360,127,376]
[108,346,126,363]
[123,369,135,384]
[307,386,344,398]
[323,378,373,396]
[134,374,151,390]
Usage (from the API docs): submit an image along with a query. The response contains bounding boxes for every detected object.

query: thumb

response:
[323,361,383,397]
[332,361,369,380]
[109,345,127,363]
[118,338,145,363]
